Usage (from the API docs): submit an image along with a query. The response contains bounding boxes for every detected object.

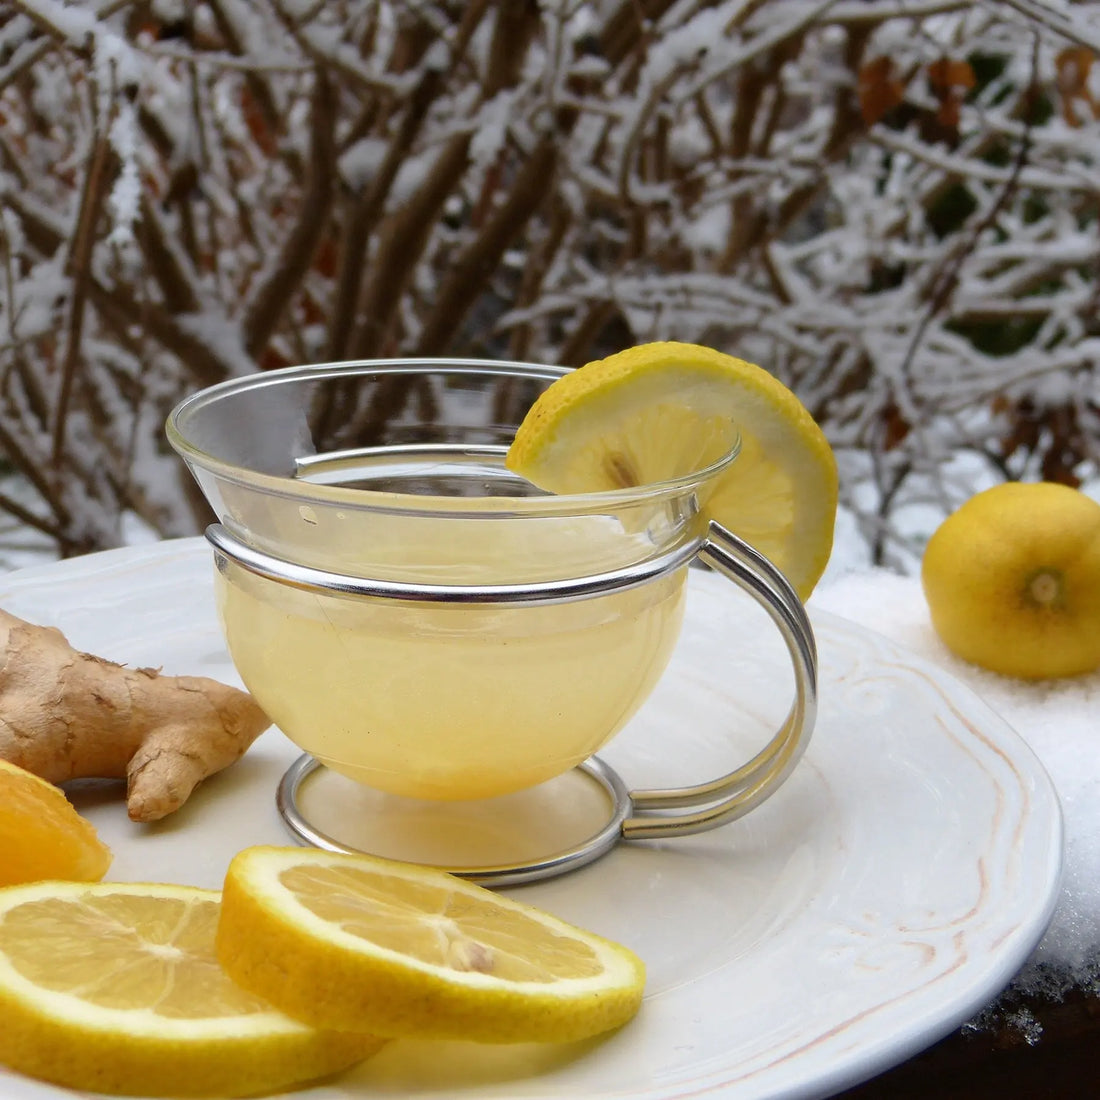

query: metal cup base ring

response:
[276,754,634,887]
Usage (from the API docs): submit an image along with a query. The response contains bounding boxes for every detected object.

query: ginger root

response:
[0,609,270,823]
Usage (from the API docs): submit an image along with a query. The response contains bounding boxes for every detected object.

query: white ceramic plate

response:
[0,539,1062,1100]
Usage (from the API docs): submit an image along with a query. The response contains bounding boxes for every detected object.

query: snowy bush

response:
[1,0,1098,566]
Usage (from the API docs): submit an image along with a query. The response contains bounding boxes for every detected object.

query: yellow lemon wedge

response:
[506,342,838,601]
[0,759,111,886]
[216,845,646,1043]
[921,481,1100,679]
[0,880,381,1097]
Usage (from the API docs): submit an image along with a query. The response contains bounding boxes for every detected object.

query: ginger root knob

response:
[0,609,270,822]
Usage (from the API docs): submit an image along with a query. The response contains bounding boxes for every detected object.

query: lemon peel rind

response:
[0,881,380,1098]
[216,846,646,1044]
[509,342,829,469]
[0,989,376,1099]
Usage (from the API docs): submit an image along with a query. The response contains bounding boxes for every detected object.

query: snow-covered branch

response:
[0,0,1097,566]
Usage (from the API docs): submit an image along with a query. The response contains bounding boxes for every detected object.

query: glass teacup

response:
[167,359,817,880]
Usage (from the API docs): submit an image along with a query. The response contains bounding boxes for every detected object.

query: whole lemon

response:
[921,481,1100,679]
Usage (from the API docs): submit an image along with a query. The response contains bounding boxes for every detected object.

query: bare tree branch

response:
[415,136,558,354]
[349,132,472,359]
[325,64,447,361]
[52,125,114,467]
[242,65,337,358]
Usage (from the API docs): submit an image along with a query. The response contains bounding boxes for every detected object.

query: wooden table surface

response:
[835,986,1099,1098]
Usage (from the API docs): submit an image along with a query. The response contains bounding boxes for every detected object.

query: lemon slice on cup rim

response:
[506,341,838,602]
[216,845,646,1044]
[0,879,381,1097]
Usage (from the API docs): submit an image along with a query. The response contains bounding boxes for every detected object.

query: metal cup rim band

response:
[206,522,701,607]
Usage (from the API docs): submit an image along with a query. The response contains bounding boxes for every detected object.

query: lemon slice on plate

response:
[0,759,111,886]
[216,845,646,1043]
[0,880,381,1097]
[507,341,838,600]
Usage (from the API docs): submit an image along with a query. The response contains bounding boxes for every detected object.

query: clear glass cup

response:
[167,359,816,871]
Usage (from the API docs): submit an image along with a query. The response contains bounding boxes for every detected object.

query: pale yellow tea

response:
[216,508,687,801]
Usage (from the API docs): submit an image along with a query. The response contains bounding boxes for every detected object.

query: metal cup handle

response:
[621,520,818,839]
